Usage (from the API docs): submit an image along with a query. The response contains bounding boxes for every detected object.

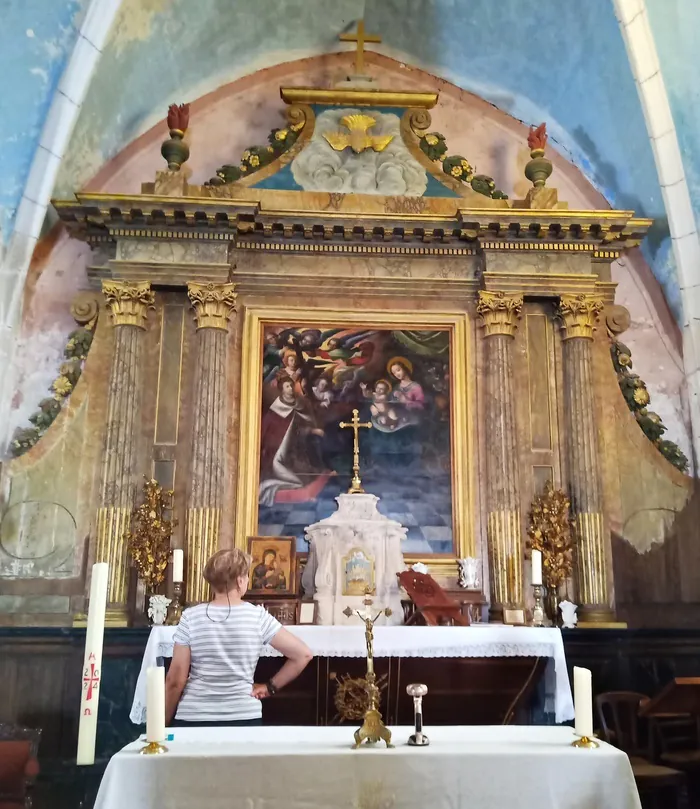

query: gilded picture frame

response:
[235,306,474,574]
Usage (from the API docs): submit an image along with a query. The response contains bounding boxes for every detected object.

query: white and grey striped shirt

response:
[173,602,282,722]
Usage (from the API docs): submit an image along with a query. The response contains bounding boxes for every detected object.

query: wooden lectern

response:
[397,571,470,627]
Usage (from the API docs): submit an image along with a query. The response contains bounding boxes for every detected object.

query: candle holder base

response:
[166,582,183,626]
[571,735,599,749]
[407,732,430,746]
[140,741,168,755]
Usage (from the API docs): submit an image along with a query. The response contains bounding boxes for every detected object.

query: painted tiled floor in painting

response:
[258,470,454,554]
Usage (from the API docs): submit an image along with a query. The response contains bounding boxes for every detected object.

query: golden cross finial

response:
[339,19,381,77]
[339,408,372,494]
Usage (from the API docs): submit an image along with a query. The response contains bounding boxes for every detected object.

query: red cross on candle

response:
[83,663,100,701]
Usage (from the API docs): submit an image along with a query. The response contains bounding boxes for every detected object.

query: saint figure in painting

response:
[259,375,333,506]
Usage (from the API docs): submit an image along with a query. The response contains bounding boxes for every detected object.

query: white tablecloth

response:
[131,624,574,724]
[95,725,640,809]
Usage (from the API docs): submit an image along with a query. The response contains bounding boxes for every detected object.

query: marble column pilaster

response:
[477,291,524,617]
[558,294,612,623]
[185,282,237,603]
[96,281,155,606]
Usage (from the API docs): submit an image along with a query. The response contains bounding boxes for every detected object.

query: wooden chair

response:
[396,571,470,626]
[0,724,41,809]
[595,692,688,809]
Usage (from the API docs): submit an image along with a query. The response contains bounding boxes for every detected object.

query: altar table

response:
[131,624,573,724]
[94,725,640,809]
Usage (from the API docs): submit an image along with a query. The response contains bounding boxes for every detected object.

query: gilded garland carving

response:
[125,477,177,593]
[557,294,604,340]
[10,292,99,457]
[526,482,574,591]
[187,282,238,331]
[611,339,689,473]
[102,280,155,328]
[476,291,523,337]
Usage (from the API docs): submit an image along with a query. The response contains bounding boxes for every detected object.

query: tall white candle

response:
[146,666,166,742]
[573,666,594,737]
[76,563,109,766]
[531,549,542,586]
[172,549,184,583]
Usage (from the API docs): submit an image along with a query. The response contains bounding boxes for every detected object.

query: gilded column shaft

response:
[96,281,154,605]
[477,292,523,611]
[558,295,610,616]
[185,283,237,603]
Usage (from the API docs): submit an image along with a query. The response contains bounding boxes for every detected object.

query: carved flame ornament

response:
[323,114,393,154]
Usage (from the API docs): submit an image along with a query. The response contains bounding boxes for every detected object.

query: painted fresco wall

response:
[0,0,84,241]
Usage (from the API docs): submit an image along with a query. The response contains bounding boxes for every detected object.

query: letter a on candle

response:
[76,563,109,765]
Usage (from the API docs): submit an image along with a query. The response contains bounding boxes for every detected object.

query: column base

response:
[577,605,616,625]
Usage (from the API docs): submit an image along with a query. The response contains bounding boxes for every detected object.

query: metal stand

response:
[531,583,545,627]
[407,684,429,746]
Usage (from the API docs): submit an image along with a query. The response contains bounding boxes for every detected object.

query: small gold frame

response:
[234,307,474,572]
[342,547,376,596]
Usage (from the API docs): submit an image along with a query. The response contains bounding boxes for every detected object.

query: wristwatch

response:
[266,680,278,696]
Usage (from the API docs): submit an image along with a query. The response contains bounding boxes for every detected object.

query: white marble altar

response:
[304,493,405,625]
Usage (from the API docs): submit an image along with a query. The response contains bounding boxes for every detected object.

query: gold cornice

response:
[557,294,604,340]
[54,193,653,256]
[187,282,238,331]
[102,280,154,328]
[476,291,523,337]
[280,87,438,108]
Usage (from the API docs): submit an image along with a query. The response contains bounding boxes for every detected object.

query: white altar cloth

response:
[130,624,574,724]
[94,725,640,809]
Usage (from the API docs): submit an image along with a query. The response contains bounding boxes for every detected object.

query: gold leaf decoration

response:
[125,477,178,593]
[526,481,574,591]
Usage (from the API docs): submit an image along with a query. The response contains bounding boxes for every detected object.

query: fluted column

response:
[185,282,238,603]
[558,294,612,623]
[96,281,155,606]
[477,291,524,617]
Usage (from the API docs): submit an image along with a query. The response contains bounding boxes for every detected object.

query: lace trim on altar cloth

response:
[130,627,572,725]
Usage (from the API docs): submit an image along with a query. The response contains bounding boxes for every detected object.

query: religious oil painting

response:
[342,548,375,596]
[247,536,296,596]
[252,320,463,555]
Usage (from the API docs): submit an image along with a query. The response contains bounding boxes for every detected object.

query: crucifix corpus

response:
[339,408,372,494]
[339,19,381,78]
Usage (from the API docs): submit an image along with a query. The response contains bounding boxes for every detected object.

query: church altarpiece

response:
[1,68,694,631]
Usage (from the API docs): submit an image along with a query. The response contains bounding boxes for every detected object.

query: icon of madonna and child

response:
[258,325,454,552]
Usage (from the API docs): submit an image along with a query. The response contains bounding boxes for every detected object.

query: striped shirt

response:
[173,602,282,722]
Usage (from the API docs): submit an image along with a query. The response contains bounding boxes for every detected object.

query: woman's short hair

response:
[203,548,251,593]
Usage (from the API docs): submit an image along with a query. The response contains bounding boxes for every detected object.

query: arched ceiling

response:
[4,0,700,322]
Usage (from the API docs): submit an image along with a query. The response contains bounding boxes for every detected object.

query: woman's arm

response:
[165,643,191,724]
[251,628,313,699]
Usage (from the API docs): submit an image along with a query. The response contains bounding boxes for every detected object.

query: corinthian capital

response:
[187,282,238,331]
[476,291,523,337]
[102,280,155,329]
[558,294,604,340]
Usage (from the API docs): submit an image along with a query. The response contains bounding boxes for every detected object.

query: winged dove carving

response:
[323,114,394,154]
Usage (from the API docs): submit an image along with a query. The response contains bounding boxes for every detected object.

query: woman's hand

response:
[251,683,269,700]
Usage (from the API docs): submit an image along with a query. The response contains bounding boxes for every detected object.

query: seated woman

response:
[165,548,313,726]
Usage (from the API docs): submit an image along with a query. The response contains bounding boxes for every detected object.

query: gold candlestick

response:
[339,409,372,494]
[140,740,168,755]
[571,735,599,749]
[166,581,183,625]
[531,584,545,627]
[343,592,393,748]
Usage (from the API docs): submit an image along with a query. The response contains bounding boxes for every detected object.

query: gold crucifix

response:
[339,19,381,77]
[339,408,372,494]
